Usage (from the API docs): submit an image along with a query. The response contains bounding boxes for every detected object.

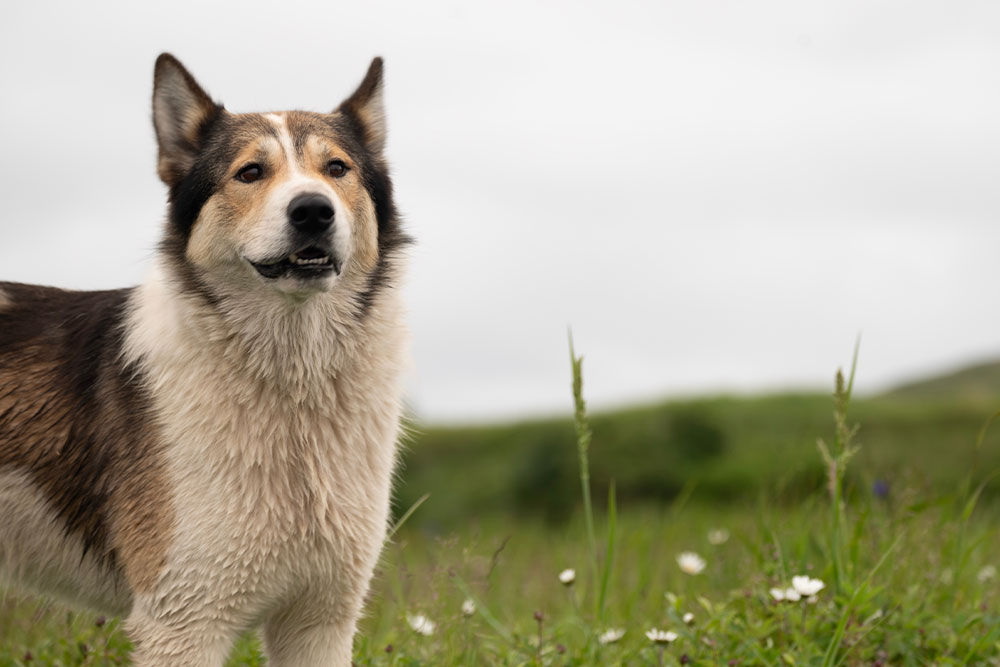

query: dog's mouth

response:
[248,245,341,280]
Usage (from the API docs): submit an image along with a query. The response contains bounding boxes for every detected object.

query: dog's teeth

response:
[289,255,330,266]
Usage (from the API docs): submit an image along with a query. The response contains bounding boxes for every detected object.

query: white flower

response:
[707,529,730,546]
[683,612,695,625]
[676,552,706,575]
[791,575,825,597]
[646,628,678,644]
[598,628,625,644]
[978,565,997,583]
[559,568,576,585]
[406,613,435,636]
[461,598,476,616]
[807,595,819,605]
[771,586,803,602]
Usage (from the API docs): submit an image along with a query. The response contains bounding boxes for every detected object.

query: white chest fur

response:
[123,264,408,629]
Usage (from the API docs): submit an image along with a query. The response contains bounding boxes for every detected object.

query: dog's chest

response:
[145,337,403,609]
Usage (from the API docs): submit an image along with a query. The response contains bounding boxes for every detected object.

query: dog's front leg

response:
[263,593,361,667]
[125,598,241,667]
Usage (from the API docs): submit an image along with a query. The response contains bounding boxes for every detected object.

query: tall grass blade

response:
[569,330,600,617]
[952,469,1000,604]
[973,409,1000,451]
[959,624,1000,665]
[821,535,899,667]
[597,480,617,624]
[844,334,861,404]
[828,340,862,594]
[670,478,698,516]
[387,492,430,540]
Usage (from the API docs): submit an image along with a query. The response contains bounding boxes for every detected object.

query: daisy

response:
[791,575,825,597]
[598,628,625,644]
[770,587,800,602]
[646,628,678,644]
[461,598,476,616]
[676,552,706,575]
[559,568,576,585]
[406,613,435,636]
[707,529,730,546]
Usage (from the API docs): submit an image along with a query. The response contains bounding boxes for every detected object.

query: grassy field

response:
[2,357,1000,664]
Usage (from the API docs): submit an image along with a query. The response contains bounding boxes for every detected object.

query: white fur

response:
[0,469,130,614]
[235,113,352,293]
[121,246,408,665]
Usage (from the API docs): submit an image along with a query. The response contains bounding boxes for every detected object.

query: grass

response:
[3,350,1000,664]
[4,502,999,665]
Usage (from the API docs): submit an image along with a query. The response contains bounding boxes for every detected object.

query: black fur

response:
[0,283,157,576]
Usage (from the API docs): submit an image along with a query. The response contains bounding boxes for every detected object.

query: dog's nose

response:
[287,194,335,234]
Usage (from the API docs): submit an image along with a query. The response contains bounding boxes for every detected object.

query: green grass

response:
[4,500,1000,665]
[3,356,1000,664]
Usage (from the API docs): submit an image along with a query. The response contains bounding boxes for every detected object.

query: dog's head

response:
[152,53,405,304]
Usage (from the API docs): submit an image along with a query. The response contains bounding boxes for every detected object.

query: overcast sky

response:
[2,1,998,422]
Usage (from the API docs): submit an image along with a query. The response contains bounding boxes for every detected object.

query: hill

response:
[884,358,1000,403]
[397,388,1000,529]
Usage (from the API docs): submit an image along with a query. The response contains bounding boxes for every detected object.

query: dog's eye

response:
[236,164,263,183]
[326,160,348,178]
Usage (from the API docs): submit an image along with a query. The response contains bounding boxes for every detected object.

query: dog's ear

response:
[152,53,224,187]
[337,57,386,155]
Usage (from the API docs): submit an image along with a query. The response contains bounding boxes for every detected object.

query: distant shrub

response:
[511,431,576,522]
[668,412,727,462]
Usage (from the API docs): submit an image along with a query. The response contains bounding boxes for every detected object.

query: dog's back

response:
[0,282,158,612]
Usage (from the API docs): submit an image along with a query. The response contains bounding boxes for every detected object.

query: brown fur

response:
[0,284,172,599]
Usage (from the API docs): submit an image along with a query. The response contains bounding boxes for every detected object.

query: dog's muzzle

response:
[249,193,341,280]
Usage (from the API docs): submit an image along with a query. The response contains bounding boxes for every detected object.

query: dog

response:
[0,53,410,666]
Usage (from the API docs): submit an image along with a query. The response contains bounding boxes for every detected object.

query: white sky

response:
[2,1,998,422]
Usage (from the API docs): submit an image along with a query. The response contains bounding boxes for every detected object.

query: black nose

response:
[287,193,335,234]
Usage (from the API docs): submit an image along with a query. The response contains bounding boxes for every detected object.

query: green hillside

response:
[398,366,1000,529]
[885,358,1000,403]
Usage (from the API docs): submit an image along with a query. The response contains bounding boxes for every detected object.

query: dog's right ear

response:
[152,53,223,187]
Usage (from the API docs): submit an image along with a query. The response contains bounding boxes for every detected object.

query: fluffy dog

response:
[0,53,410,666]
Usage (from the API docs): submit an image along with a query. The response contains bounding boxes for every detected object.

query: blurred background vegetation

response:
[395,360,1000,530]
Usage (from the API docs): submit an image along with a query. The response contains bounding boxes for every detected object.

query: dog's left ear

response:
[152,53,224,187]
[337,57,386,155]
